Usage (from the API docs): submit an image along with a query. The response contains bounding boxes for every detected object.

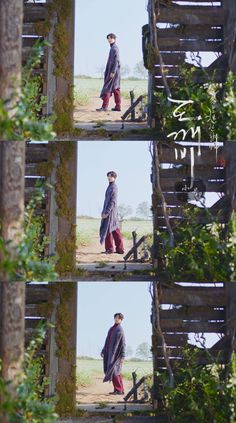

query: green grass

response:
[77,217,153,247]
[74,77,148,103]
[76,358,153,387]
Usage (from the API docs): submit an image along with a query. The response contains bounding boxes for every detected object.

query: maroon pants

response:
[112,374,124,393]
[105,228,124,253]
[102,88,121,109]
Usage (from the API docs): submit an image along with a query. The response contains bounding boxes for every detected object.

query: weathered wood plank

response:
[154,66,226,83]
[22,36,44,48]
[160,287,227,306]
[160,306,225,321]
[25,304,45,317]
[155,347,227,359]
[159,166,225,180]
[157,38,223,52]
[156,26,223,39]
[25,177,47,188]
[23,4,47,23]
[158,147,223,165]
[160,178,225,192]
[154,334,189,346]
[156,6,227,25]
[156,206,183,217]
[160,320,225,333]
[155,354,227,368]
[26,145,49,163]
[25,163,46,176]
[26,285,49,304]
[154,53,186,65]
[23,22,38,36]
[25,318,46,329]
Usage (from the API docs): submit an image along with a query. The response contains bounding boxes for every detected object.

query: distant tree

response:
[121,64,131,78]
[118,204,132,230]
[118,204,132,221]
[135,342,151,360]
[133,61,148,79]
[97,66,105,78]
[126,345,133,357]
[136,202,151,220]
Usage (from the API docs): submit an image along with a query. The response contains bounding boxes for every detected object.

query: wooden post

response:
[152,281,159,410]
[132,231,138,261]
[0,0,23,114]
[223,0,236,74]
[130,91,135,121]
[55,283,77,417]
[132,371,138,402]
[0,3,25,418]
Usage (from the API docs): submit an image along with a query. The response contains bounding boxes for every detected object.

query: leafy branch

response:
[0,40,55,141]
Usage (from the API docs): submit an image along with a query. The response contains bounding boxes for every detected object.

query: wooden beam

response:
[160,287,227,306]
[160,306,225,321]
[26,284,49,304]
[157,38,223,52]
[154,333,189,346]
[159,167,225,180]
[159,178,225,193]
[155,53,186,66]
[160,320,225,333]
[156,6,227,26]
[26,144,49,163]
[156,26,223,39]
[158,146,223,165]
[23,4,47,23]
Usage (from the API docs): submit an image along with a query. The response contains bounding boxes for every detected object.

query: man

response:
[97,33,121,112]
[101,313,126,395]
[99,171,124,254]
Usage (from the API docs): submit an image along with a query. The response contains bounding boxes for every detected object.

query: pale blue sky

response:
[77,282,152,358]
[74,0,148,76]
[74,0,218,77]
[77,141,152,217]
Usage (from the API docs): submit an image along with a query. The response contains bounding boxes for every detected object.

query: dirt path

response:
[77,235,133,264]
[74,95,130,123]
[77,375,133,404]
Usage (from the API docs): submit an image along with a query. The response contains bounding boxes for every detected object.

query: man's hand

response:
[102,213,108,219]
[101,352,104,358]
[110,72,115,79]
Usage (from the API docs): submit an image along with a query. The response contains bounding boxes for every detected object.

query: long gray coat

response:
[101,324,126,382]
[100,182,119,244]
[100,43,120,98]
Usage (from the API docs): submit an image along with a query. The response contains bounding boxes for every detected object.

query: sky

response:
[77,282,152,358]
[77,141,152,218]
[74,0,148,77]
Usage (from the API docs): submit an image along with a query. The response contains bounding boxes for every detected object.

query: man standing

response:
[100,171,124,254]
[97,33,121,112]
[101,313,126,395]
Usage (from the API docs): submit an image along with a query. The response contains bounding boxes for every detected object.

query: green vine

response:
[0,181,57,282]
[52,283,77,417]
[158,207,236,282]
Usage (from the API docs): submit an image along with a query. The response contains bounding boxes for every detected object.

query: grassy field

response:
[74,77,148,105]
[77,358,153,387]
[77,217,153,247]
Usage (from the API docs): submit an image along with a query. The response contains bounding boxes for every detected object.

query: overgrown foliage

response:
[0,40,55,141]
[158,207,236,282]
[157,64,236,141]
[0,323,58,422]
[161,348,236,423]
[0,181,57,281]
